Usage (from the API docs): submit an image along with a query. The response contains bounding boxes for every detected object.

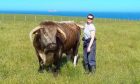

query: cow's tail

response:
[29,26,42,42]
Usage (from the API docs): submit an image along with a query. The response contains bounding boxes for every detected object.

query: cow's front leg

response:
[37,50,46,73]
[35,49,44,73]
[53,57,61,77]
[38,61,45,73]
[53,58,61,73]
[53,47,62,76]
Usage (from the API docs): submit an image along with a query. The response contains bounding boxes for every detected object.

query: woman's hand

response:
[87,47,91,52]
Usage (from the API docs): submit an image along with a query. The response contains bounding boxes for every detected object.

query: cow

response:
[29,21,81,74]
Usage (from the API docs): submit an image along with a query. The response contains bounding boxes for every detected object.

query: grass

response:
[0,14,140,84]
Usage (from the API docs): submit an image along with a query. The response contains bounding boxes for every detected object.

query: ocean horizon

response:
[0,10,140,20]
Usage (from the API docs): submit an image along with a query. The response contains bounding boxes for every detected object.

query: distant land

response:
[0,10,140,20]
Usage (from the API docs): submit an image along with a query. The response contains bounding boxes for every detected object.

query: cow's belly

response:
[63,35,77,51]
[63,42,75,51]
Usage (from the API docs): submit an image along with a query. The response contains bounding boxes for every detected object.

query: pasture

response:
[0,14,140,84]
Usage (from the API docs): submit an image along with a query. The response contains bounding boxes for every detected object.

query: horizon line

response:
[0,10,140,13]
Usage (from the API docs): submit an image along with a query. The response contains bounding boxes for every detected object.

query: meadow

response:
[0,14,140,84]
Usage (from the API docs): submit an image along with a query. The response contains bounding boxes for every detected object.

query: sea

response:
[0,10,140,20]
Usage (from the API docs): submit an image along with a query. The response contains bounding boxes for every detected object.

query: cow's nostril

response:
[49,44,56,49]
[51,45,54,48]
[52,44,56,48]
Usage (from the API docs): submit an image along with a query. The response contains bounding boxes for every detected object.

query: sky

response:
[0,0,140,12]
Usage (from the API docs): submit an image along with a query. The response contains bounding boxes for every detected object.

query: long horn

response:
[57,28,66,41]
[29,26,42,42]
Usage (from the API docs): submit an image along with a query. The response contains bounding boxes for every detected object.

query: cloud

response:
[47,10,57,12]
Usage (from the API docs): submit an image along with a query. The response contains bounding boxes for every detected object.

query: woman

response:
[83,14,96,74]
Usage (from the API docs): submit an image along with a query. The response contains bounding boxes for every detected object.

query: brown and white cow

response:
[29,21,81,73]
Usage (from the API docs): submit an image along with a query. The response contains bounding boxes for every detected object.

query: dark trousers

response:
[83,39,96,70]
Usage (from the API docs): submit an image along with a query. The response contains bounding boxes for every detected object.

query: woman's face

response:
[87,18,93,23]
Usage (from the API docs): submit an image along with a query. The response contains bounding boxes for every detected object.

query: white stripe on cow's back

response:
[59,21,74,23]
[53,21,74,23]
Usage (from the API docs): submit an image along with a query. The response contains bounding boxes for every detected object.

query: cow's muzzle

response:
[47,43,57,50]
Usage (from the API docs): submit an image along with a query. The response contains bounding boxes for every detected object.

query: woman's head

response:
[87,14,94,24]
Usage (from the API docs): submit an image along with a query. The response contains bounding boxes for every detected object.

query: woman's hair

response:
[87,14,94,20]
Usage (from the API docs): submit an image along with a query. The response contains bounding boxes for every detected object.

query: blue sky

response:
[0,0,140,12]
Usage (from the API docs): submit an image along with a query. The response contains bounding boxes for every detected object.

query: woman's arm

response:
[87,31,95,52]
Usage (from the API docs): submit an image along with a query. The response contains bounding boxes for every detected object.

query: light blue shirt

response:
[83,23,96,39]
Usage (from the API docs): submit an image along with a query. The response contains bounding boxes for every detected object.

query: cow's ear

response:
[57,28,66,43]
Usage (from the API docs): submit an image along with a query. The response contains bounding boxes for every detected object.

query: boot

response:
[89,65,96,73]
[84,64,90,74]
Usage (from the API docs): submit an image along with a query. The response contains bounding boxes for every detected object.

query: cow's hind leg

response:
[72,40,80,67]
[66,50,72,61]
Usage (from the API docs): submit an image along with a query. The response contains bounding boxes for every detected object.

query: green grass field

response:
[0,14,140,84]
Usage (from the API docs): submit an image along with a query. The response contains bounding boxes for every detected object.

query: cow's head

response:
[39,21,66,51]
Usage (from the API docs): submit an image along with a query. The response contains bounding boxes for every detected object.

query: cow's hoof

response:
[38,69,44,73]
[53,72,59,77]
